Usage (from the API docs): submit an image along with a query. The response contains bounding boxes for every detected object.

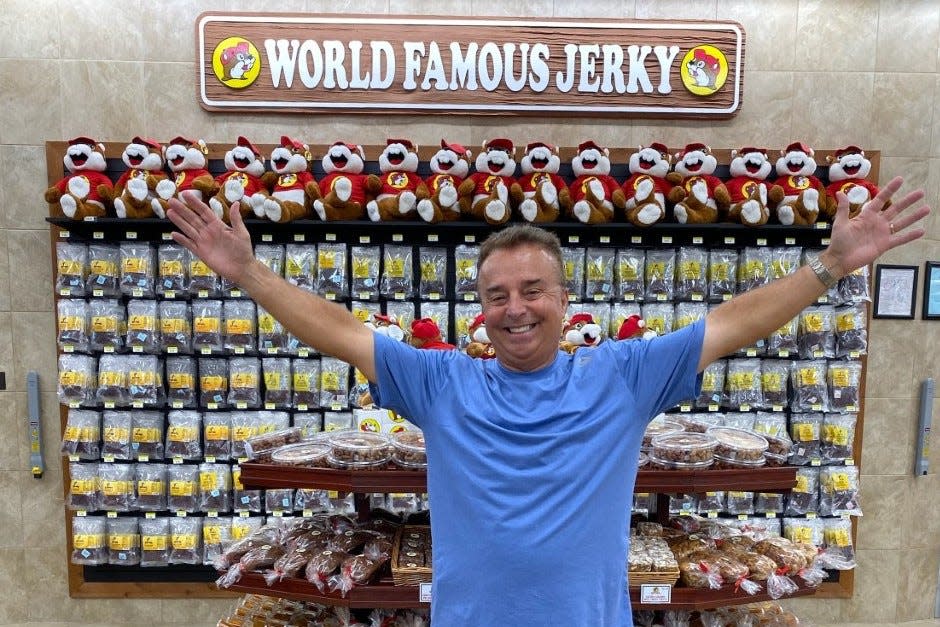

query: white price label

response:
[639,584,671,604]
[419,582,432,603]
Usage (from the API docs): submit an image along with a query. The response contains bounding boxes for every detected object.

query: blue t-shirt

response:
[371,319,704,626]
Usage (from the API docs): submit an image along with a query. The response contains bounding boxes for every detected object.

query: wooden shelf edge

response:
[227,572,428,609]
[628,578,818,610]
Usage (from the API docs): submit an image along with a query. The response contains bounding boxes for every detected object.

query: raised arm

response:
[166,191,377,381]
[699,176,930,371]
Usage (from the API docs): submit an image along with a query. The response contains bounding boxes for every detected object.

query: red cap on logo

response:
[678,142,709,158]
[737,146,767,155]
[68,136,99,146]
[169,136,199,147]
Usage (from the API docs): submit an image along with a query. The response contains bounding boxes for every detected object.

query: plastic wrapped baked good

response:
[707,249,738,302]
[58,353,97,406]
[98,462,135,511]
[305,548,349,591]
[615,248,645,301]
[139,516,170,567]
[127,354,162,406]
[391,431,427,468]
[167,463,200,513]
[262,357,292,408]
[257,305,290,353]
[61,409,101,460]
[56,242,88,297]
[130,411,164,460]
[107,517,140,565]
[224,300,257,353]
[695,360,727,409]
[645,248,676,302]
[125,298,159,353]
[169,516,203,564]
[788,413,823,465]
[317,242,348,299]
[199,462,233,512]
[835,303,868,357]
[96,354,129,406]
[157,242,190,296]
[199,358,229,408]
[675,247,707,301]
[798,305,835,359]
[821,412,857,462]
[726,359,763,409]
[827,361,862,411]
[791,360,829,412]
[166,356,197,408]
[72,515,107,565]
[119,242,155,297]
[68,462,99,511]
[134,462,167,511]
[159,300,192,354]
[819,465,862,516]
[203,413,232,460]
[228,356,261,408]
[57,298,89,352]
[202,516,232,567]
[285,243,317,293]
[193,299,224,352]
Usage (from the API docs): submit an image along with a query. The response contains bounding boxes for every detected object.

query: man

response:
[167,176,927,626]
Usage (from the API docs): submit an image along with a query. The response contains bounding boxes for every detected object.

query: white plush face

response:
[629,146,671,177]
[729,150,772,179]
[366,318,405,342]
[828,151,871,182]
[474,146,516,177]
[521,145,560,175]
[564,319,602,346]
[429,148,470,178]
[378,142,419,173]
[775,148,817,177]
[269,145,310,174]
[122,141,163,171]
[224,144,265,177]
[674,147,717,177]
[64,142,107,173]
[164,143,206,172]
[470,323,490,343]
[321,144,365,174]
[571,146,611,177]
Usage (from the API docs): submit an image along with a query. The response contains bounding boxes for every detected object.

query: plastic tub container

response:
[712,454,767,470]
[647,454,714,471]
[706,426,768,462]
[642,419,685,449]
[650,432,718,465]
[391,431,427,469]
[269,441,331,468]
[328,431,391,465]
[244,427,303,462]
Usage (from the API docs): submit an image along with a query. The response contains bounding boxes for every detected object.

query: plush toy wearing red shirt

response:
[209,136,268,223]
[313,141,380,221]
[826,145,882,220]
[666,142,730,224]
[416,140,471,223]
[458,138,517,225]
[510,141,571,223]
[410,318,456,350]
[622,142,674,227]
[151,136,216,219]
[567,140,626,224]
[45,136,113,219]
[259,135,317,223]
[465,314,496,359]
[724,146,784,227]
[559,312,604,353]
[366,138,422,222]
[107,136,165,219]
[772,141,834,226]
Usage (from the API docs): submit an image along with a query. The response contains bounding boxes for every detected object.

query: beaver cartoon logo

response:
[212,36,261,89]
[681,45,728,96]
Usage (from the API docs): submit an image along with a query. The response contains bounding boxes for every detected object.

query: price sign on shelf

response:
[419,582,432,603]
[639,584,671,604]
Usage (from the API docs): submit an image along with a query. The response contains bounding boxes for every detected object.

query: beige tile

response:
[864,318,918,398]
[22,458,66,550]
[73,598,165,624]
[11,312,57,393]
[159,598,238,624]
[0,230,9,311]
[2,144,59,230]
[59,61,148,141]
[853,475,906,550]
[794,0,879,71]
[789,72,875,149]
[779,596,844,624]
[925,159,940,240]
[142,61,217,144]
[0,471,25,548]
[635,0,716,19]
[859,396,917,475]
[0,0,61,58]
[551,0,631,17]
[0,312,10,379]
[389,0,475,14]
[708,71,795,150]
[0,548,28,623]
[471,0,554,17]
[717,0,798,71]
[58,1,148,62]
[841,549,900,622]
[871,73,935,158]
[875,0,940,73]
[0,392,27,471]
[933,76,940,159]
[0,60,63,145]
[22,546,72,622]
[903,472,940,549]
[896,547,940,621]
[303,0,385,12]
[8,230,53,312]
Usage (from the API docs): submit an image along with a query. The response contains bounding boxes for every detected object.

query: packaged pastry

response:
[71,515,107,565]
[291,358,321,409]
[199,462,233,512]
[305,548,350,591]
[391,431,427,468]
[96,354,129,406]
[61,409,101,460]
[98,462,135,512]
[615,248,645,301]
[159,300,192,354]
[737,247,771,293]
[789,413,823,465]
[317,242,349,299]
[119,242,155,297]
[707,248,738,302]
[695,360,727,409]
[257,304,290,353]
[706,427,767,462]
[285,243,317,293]
[328,431,391,467]
[828,360,862,411]
[418,247,448,300]
[88,299,124,352]
[351,245,381,301]
[675,246,707,301]
[562,247,585,301]
[759,359,790,408]
[139,516,171,567]
[244,426,303,462]
[835,303,868,357]
[319,357,350,409]
[585,247,615,301]
[127,354,162,406]
[107,517,140,565]
[785,467,819,516]
[57,298,89,352]
[199,357,229,408]
[169,516,203,564]
[68,461,99,511]
[262,357,292,408]
[790,360,829,412]
[56,242,88,296]
[56,353,98,407]
[725,358,763,409]
[203,412,232,460]
[228,357,261,408]
[202,516,233,567]
[819,465,862,516]
[798,305,836,359]
[165,410,202,461]
[271,441,331,468]
[130,411,164,460]
[167,463,200,513]
[157,242,190,296]
[134,462,167,511]
[166,356,197,408]
[224,300,257,353]
[125,299,159,353]
[644,248,675,302]
[193,299,224,353]
[821,412,857,462]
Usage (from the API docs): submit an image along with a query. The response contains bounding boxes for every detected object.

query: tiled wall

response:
[1,0,938,624]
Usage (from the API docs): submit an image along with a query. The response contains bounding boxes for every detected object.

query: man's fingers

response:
[833,191,849,224]
[889,204,931,234]
[883,189,926,219]
[868,175,903,212]
[169,230,196,251]
[230,202,250,241]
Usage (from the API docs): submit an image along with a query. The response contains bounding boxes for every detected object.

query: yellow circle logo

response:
[680,45,728,96]
[212,37,260,89]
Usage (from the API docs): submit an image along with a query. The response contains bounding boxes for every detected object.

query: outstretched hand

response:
[823,176,930,277]
[165,191,255,285]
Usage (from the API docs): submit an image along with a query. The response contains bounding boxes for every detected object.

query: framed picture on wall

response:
[922,261,940,320]
[872,264,918,319]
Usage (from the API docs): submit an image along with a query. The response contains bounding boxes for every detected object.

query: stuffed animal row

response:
[46,137,878,228]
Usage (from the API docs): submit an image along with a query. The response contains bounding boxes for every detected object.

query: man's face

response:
[478,243,568,372]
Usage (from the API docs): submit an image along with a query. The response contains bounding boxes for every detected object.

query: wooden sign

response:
[197,13,745,118]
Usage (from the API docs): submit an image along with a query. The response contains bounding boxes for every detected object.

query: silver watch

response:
[808,256,838,289]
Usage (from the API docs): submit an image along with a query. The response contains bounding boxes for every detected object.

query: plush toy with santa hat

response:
[416,139,472,223]
[151,136,217,218]
[209,136,268,222]
[559,312,604,353]
[616,314,658,341]
[259,135,317,223]
[510,141,571,223]
[826,145,882,220]
[410,318,456,350]
[366,138,422,222]
[666,142,730,224]
[622,142,675,227]
[45,136,113,219]
[105,136,166,219]
[313,141,380,221]
[724,146,784,227]
[457,138,517,225]
[772,141,834,226]
[567,140,626,224]
[464,314,496,359]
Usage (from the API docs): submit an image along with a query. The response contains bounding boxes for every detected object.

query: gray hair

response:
[478,224,565,287]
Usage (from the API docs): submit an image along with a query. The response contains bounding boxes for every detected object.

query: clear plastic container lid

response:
[244,426,303,459]
[269,441,331,466]
[328,431,391,463]
[713,453,767,468]
[706,426,768,460]
[642,419,685,447]
[647,453,714,470]
[650,432,718,451]
[391,430,425,453]
[637,451,649,468]
[763,433,792,456]
[326,454,390,469]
